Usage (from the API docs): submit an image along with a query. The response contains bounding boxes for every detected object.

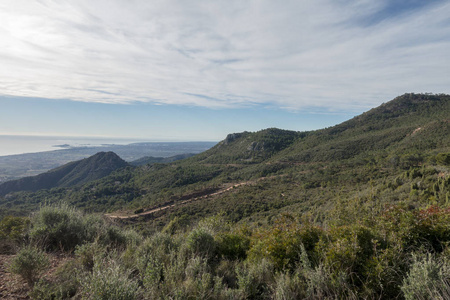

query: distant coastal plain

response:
[0,136,216,182]
[0,135,148,157]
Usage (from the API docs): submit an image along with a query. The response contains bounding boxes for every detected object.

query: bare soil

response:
[0,253,72,300]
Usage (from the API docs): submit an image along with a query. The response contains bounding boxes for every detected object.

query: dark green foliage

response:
[249,215,324,270]
[186,228,217,258]
[437,152,450,165]
[0,215,29,241]
[9,246,49,287]
[216,232,250,260]
[129,153,195,166]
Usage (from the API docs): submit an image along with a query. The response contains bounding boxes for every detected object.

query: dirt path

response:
[105,174,286,220]
[105,181,251,220]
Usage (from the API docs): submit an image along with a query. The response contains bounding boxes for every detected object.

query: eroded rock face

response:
[247,141,266,152]
[223,132,245,145]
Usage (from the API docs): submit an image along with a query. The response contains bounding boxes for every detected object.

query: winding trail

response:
[105,181,250,220]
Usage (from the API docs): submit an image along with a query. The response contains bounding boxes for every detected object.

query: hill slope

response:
[0,152,128,196]
[1,94,449,224]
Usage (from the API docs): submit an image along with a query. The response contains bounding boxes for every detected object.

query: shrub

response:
[9,246,49,287]
[142,254,163,292]
[272,272,306,300]
[186,228,217,258]
[0,216,30,241]
[30,260,80,299]
[75,242,105,270]
[401,254,450,300]
[236,259,274,299]
[436,153,450,166]
[0,216,30,254]
[248,216,324,270]
[29,202,135,251]
[78,258,140,300]
[318,224,379,293]
[216,233,250,260]
[29,202,93,250]
[135,232,177,276]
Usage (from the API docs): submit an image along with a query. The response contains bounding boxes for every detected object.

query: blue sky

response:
[0,0,449,141]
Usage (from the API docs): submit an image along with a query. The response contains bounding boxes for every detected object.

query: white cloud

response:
[0,0,449,112]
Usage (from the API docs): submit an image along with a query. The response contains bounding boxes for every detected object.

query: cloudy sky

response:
[1,0,449,140]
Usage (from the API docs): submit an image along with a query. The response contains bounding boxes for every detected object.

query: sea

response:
[0,135,146,157]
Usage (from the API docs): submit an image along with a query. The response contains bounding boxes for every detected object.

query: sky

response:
[0,0,449,141]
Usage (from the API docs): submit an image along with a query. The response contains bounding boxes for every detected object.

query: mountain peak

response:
[0,151,128,196]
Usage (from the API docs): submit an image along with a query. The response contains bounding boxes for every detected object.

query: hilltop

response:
[0,152,128,196]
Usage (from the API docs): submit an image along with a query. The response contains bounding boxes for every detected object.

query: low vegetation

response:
[2,196,450,299]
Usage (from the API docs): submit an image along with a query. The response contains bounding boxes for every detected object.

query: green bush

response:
[135,232,177,276]
[248,216,324,270]
[236,259,274,299]
[0,216,30,241]
[401,254,450,300]
[9,246,49,287]
[29,202,95,250]
[78,258,140,300]
[0,216,30,254]
[30,260,80,299]
[186,228,217,258]
[318,224,379,294]
[29,202,136,251]
[75,242,105,270]
[216,232,250,260]
[436,153,450,165]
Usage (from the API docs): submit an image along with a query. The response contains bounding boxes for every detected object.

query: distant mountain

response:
[130,153,196,166]
[0,152,128,196]
[190,128,302,164]
[0,141,216,182]
[1,94,449,224]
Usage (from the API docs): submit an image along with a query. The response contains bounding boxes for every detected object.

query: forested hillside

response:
[1,93,448,224]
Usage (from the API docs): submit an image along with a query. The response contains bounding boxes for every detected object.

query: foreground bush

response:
[401,254,450,300]
[78,257,140,300]
[13,202,450,299]
[29,202,138,251]
[29,202,96,250]
[9,246,49,287]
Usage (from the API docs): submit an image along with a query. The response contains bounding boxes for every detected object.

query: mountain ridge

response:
[1,93,449,223]
[0,151,128,196]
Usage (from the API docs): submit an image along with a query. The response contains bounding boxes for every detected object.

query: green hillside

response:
[1,93,448,225]
[129,153,196,166]
[1,93,450,299]
[0,152,128,196]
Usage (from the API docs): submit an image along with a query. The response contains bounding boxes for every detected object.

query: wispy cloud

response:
[0,0,449,112]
